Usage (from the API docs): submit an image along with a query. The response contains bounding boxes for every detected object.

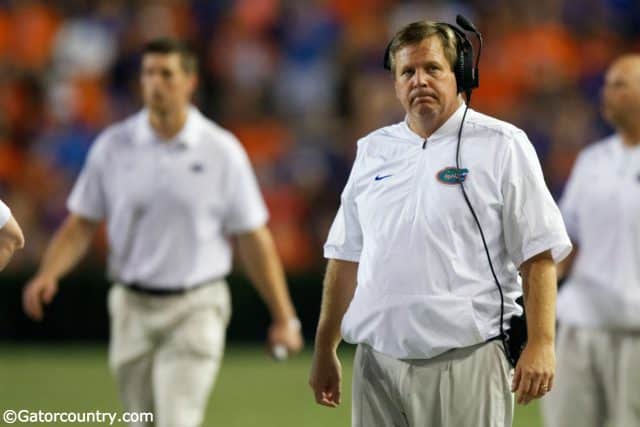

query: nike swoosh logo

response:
[375,174,392,181]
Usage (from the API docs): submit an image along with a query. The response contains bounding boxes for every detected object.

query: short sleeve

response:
[558,152,587,242]
[67,135,107,221]
[323,142,364,262]
[223,145,269,234]
[0,199,11,228]
[501,132,572,267]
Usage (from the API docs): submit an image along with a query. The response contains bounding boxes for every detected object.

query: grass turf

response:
[0,344,542,426]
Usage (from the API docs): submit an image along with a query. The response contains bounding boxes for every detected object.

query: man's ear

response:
[393,74,403,103]
[189,73,199,94]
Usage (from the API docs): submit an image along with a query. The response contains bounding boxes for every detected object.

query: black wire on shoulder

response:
[454,97,508,351]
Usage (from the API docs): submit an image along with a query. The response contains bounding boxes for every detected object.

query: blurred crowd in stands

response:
[0,0,638,273]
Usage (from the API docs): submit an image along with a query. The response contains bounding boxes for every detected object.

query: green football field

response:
[0,344,542,426]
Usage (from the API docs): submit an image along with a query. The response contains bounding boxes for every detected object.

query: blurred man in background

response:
[543,54,640,427]
[309,20,571,427]
[22,38,303,427]
[0,199,24,270]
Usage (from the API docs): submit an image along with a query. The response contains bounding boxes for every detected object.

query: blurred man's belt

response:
[119,277,223,297]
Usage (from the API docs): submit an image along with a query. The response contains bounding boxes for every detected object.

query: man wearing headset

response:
[542,54,640,427]
[309,20,572,426]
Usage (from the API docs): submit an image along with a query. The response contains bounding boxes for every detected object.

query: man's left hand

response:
[511,340,555,405]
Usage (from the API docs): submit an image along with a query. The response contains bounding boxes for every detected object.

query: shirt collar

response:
[614,134,640,154]
[134,105,202,148]
[402,102,468,143]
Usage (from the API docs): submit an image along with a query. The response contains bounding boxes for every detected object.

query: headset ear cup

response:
[463,47,474,94]
[448,27,472,95]
[383,41,392,70]
[456,51,465,93]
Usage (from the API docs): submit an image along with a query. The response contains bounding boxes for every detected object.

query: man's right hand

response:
[23,275,59,321]
[309,347,342,408]
[309,259,357,408]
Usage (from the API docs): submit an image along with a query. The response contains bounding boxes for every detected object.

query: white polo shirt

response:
[558,135,640,329]
[68,106,268,289]
[325,104,572,359]
[0,199,11,228]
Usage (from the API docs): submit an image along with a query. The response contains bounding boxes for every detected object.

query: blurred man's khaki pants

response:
[108,281,231,427]
[542,324,640,427]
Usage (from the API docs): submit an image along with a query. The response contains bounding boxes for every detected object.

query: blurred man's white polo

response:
[557,135,640,328]
[324,104,572,359]
[67,106,268,289]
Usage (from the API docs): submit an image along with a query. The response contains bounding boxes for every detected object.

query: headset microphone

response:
[455,14,477,32]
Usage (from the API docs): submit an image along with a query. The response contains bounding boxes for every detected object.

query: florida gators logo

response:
[436,167,469,184]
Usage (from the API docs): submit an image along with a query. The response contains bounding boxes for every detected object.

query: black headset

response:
[383,15,480,101]
[383,15,527,368]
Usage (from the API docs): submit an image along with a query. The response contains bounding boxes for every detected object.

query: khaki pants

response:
[542,324,640,427]
[352,341,514,427]
[108,281,231,427]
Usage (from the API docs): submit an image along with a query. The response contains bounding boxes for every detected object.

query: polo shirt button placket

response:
[157,144,173,188]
